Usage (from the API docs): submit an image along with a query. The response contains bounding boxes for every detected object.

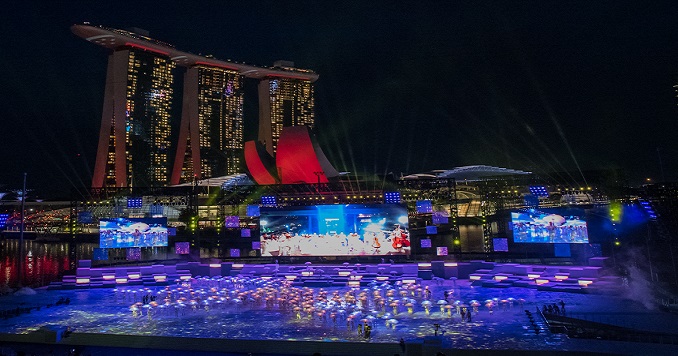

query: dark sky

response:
[1,1,678,198]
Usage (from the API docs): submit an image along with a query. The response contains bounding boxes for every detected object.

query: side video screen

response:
[100,218,168,248]
[511,211,588,243]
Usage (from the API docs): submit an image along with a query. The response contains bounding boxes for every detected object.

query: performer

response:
[372,234,381,248]
[392,224,403,250]
[372,233,381,254]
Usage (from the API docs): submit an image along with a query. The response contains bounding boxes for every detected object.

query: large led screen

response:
[260,204,410,256]
[99,218,168,248]
[511,211,588,243]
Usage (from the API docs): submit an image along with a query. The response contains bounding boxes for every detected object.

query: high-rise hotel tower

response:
[258,60,315,156]
[171,65,244,184]
[72,24,318,188]
[73,26,176,188]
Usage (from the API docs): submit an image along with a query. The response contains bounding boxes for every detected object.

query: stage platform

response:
[50,258,621,295]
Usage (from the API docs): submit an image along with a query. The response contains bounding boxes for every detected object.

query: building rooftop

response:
[402,165,531,182]
[72,23,319,82]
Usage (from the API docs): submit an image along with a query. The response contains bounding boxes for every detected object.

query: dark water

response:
[0,240,203,288]
[0,240,85,288]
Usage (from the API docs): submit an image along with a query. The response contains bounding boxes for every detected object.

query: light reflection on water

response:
[0,280,643,351]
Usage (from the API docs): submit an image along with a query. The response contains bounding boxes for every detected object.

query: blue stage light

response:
[0,213,9,229]
[246,205,261,217]
[126,197,143,209]
[528,186,549,197]
[416,200,433,213]
[384,192,401,204]
[261,196,277,206]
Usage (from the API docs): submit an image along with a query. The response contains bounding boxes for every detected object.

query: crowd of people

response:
[541,300,567,316]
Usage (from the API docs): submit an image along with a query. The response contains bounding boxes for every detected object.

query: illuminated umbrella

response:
[542,214,566,226]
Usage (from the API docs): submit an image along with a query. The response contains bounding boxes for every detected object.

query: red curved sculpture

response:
[244,141,279,185]
[245,126,338,185]
[276,126,338,184]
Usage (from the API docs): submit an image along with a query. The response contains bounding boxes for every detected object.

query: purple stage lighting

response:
[225,216,240,228]
[126,247,141,261]
[175,242,190,255]
[493,238,509,252]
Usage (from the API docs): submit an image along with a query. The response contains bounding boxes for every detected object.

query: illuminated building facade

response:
[93,48,175,188]
[258,61,316,156]
[171,66,244,184]
[72,24,318,188]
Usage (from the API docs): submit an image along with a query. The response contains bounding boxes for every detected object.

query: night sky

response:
[1,1,678,199]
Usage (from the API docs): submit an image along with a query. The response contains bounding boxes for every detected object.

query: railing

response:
[546,312,678,345]
[562,312,635,329]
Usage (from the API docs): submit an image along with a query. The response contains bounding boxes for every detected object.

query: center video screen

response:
[260,204,410,256]
[511,211,589,243]
[99,217,169,248]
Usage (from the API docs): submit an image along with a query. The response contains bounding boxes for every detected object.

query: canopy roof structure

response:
[402,165,531,182]
[171,173,253,188]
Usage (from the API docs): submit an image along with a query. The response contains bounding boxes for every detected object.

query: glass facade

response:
[268,78,315,153]
[125,50,175,187]
[178,66,243,183]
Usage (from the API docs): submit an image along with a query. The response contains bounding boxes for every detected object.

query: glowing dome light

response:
[76,277,90,284]
[578,279,593,286]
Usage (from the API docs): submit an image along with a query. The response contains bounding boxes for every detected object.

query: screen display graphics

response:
[99,218,168,248]
[259,204,410,256]
[511,211,588,243]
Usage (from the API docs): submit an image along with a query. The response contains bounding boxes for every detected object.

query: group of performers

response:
[100,228,168,248]
[260,224,410,256]
[513,221,588,243]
